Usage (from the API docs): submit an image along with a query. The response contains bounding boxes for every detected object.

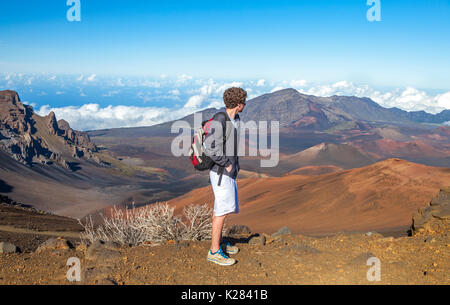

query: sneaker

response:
[207,248,236,266]
[222,241,239,255]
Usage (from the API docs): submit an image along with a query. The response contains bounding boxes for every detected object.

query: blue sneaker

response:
[207,247,236,266]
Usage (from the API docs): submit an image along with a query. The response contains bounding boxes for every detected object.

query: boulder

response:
[0,242,18,254]
[248,234,266,246]
[36,237,74,253]
[411,188,450,236]
[85,240,121,264]
[272,226,291,237]
[227,225,251,236]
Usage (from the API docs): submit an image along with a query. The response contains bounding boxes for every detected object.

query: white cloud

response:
[332,80,351,88]
[23,101,37,109]
[140,80,161,88]
[368,87,448,114]
[214,81,244,95]
[270,86,285,93]
[170,89,180,95]
[102,90,120,97]
[184,95,205,109]
[86,74,97,82]
[289,79,308,88]
[35,104,173,131]
[299,81,448,114]
[205,100,223,109]
[393,87,430,110]
[435,92,450,109]
[137,90,181,103]
[8,74,450,131]
[116,78,124,87]
[176,74,193,84]
[180,79,246,111]
[34,103,211,132]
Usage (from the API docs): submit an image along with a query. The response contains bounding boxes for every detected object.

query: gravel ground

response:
[0,231,448,285]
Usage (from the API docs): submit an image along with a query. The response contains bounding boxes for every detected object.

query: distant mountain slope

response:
[168,158,450,234]
[88,87,449,138]
[87,88,450,175]
[353,138,450,167]
[236,89,355,130]
[286,165,344,176]
[315,93,450,124]
[399,108,450,124]
[317,95,414,124]
[281,142,376,170]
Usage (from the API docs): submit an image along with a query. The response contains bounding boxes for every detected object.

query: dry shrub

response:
[78,202,219,246]
[180,203,213,241]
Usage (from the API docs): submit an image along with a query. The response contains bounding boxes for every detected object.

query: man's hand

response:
[226,164,232,173]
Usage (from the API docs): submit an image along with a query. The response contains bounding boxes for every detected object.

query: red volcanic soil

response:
[435,126,450,136]
[168,158,450,235]
[286,165,344,176]
[281,142,375,170]
[356,139,447,158]
[292,116,317,128]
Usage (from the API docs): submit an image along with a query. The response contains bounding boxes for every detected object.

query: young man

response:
[204,87,247,266]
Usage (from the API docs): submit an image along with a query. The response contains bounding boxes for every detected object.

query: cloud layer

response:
[2,73,449,131]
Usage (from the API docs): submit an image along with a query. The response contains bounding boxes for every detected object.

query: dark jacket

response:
[203,111,240,180]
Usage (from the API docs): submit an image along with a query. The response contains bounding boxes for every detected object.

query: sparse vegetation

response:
[78,203,218,246]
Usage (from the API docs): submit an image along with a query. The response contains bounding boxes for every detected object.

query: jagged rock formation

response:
[411,187,450,236]
[0,90,100,169]
[57,118,98,159]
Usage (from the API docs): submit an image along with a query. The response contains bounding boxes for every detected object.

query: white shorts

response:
[209,170,239,217]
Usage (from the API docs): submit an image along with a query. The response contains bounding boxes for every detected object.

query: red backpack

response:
[189,112,230,172]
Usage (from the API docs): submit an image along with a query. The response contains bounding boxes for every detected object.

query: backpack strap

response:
[215,112,231,186]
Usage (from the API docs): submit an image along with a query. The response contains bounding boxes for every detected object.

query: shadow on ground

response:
[0,179,13,193]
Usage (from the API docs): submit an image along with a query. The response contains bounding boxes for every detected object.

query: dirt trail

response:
[0,225,81,239]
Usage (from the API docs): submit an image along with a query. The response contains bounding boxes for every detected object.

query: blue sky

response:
[1,1,450,130]
[1,0,450,89]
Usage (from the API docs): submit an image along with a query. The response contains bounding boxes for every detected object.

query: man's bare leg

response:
[211,212,226,253]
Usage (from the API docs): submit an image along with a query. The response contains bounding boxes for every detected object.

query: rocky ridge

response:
[0,90,101,169]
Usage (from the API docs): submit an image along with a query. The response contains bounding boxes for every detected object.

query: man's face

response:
[237,102,246,113]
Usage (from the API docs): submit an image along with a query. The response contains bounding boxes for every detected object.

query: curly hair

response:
[223,87,247,109]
